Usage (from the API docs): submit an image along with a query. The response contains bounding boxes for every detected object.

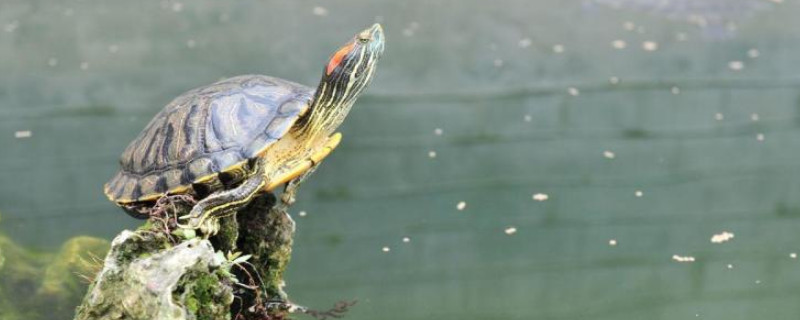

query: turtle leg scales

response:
[264,132,342,201]
[178,169,266,237]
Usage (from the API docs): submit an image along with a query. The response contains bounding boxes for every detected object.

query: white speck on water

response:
[532,193,549,201]
[402,22,420,37]
[4,21,19,33]
[14,130,31,138]
[609,239,617,246]
[642,41,658,51]
[609,76,620,84]
[186,39,196,48]
[611,40,627,49]
[623,21,635,31]
[518,38,532,48]
[672,254,695,263]
[756,133,765,141]
[727,264,734,269]
[382,246,390,253]
[671,86,680,95]
[456,201,467,211]
[80,62,89,70]
[434,128,443,136]
[755,280,761,284]
[47,57,58,67]
[108,44,119,54]
[675,32,688,41]
[603,150,616,159]
[298,211,307,217]
[729,61,744,71]
[567,87,580,96]
[171,2,183,12]
[635,190,643,197]
[523,114,532,122]
[504,227,517,235]
[710,231,735,243]
[714,113,724,121]
[312,6,328,16]
[493,59,504,67]
[428,150,437,158]
[747,49,760,59]
[552,44,564,53]
[791,253,797,259]
[402,237,410,243]
[751,113,760,121]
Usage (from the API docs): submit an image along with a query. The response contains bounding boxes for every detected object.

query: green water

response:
[2,0,800,319]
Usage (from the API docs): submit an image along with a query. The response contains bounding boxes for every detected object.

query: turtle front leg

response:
[178,173,266,237]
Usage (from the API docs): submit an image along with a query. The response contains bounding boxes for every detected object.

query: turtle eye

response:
[357,30,372,43]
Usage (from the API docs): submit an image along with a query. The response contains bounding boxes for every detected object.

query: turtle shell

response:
[104,75,313,204]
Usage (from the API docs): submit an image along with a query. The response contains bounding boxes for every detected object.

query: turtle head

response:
[314,23,384,109]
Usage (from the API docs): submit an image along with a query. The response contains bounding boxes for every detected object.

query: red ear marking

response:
[326,42,355,75]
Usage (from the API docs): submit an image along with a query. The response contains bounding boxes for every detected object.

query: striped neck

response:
[294,23,384,144]
[296,86,356,142]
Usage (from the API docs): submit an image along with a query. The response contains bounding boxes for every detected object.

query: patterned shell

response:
[105,75,313,203]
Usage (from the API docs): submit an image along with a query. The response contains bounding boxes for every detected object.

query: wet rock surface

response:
[74,193,299,320]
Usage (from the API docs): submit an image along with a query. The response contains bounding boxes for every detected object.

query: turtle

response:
[104,24,384,235]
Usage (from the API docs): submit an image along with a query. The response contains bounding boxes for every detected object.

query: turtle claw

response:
[175,207,220,238]
[266,299,306,314]
[280,192,296,206]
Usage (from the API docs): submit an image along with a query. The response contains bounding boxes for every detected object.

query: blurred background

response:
[2,0,800,319]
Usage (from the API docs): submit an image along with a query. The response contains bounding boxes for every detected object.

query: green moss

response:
[0,233,105,320]
[36,236,110,315]
[210,215,239,254]
[175,269,233,320]
[0,235,51,309]
[114,228,171,265]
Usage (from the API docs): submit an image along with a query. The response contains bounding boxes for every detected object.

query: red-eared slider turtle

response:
[105,24,384,235]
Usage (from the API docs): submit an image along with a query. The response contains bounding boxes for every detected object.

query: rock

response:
[75,229,234,320]
[74,192,307,320]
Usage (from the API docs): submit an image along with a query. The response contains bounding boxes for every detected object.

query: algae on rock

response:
[75,228,233,320]
[0,210,110,320]
[75,193,300,320]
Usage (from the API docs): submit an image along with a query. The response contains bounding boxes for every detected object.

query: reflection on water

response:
[2,0,800,319]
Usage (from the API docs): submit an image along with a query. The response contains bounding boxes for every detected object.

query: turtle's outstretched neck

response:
[298,23,384,140]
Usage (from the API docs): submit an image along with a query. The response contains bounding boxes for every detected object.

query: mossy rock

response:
[75,230,234,320]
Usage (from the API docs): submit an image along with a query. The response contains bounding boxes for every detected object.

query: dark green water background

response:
[2,0,800,319]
